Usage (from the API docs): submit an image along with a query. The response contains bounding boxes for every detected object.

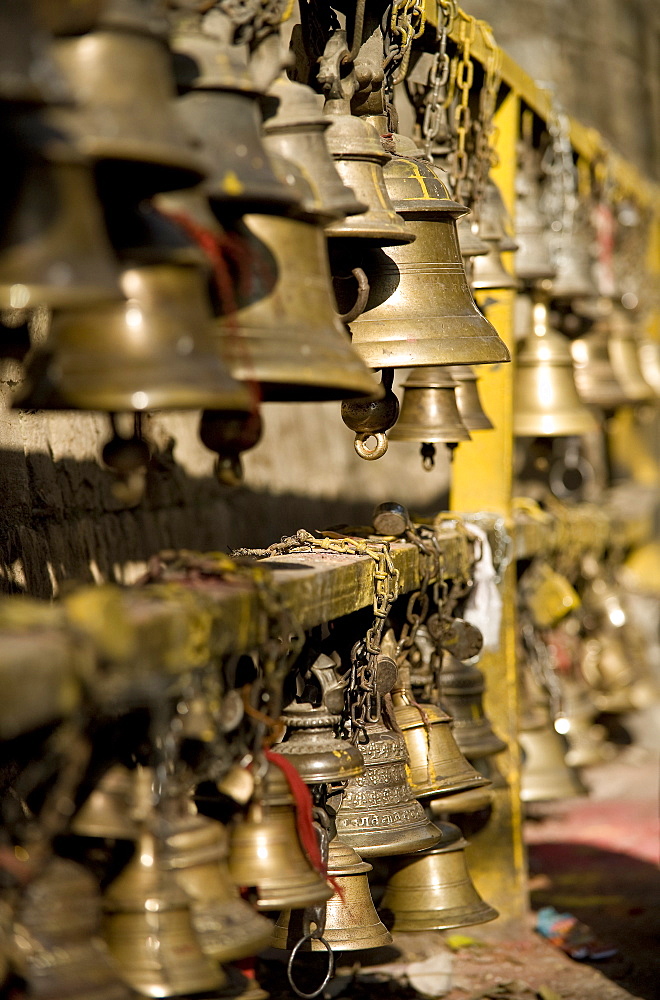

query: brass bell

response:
[457,215,490,259]
[51,12,207,196]
[514,298,599,436]
[571,323,629,411]
[162,806,274,963]
[519,714,586,802]
[440,652,507,760]
[271,703,365,785]
[429,782,494,816]
[515,145,556,283]
[0,119,120,310]
[272,837,392,952]
[447,366,494,430]
[380,821,498,931]
[0,0,71,104]
[389,366,471,469]
[347,156,510,368]
[391,663,490,799]
[262,76,365,222]
[470,244,518,291]
[548,213,598,301]
[608,306,654,401]
[334,715,443,857]
[14,856,132,1000]
[228,763,333,911]
[638,339,660,396]
[477,179,518,253]
[555,677,614,768]
[33,0,103,36]
[103,826,226,997]
[72,764,137,840]
[215,163,381,402]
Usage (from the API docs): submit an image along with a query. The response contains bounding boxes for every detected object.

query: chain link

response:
[383,0,427,102]
[420,1,457,160]
[540,99,579,260]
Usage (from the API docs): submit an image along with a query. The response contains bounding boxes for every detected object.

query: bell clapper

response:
[421,442,436,470]
[341,369,399,461]
[199,407,263,488]
[102,413,151,504]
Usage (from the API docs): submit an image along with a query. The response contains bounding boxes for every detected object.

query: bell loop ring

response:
[354,431,388,460]
[337,267,370,325]
[287,933,335,1000]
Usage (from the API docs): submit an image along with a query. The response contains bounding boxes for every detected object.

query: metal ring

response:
[354,431,388,461]
[286,933,335,1000]
[337,267,370,324]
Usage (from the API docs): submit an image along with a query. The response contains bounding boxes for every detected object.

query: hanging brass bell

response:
[271,703,365,785]
[347,156,510,368]
[440,652,507,760]
[447,366,494,430]
[272,837,392,952]
[515,145,556,284]
[457,215,490,259]
[608,306,654,401]
[0,0,71,104]
[519,714,586,802]
[478,179,518,252]
[14,856,132,1000]
[638,339,660,396]
[162,807,274,963]
[72,765,138,840]
[228,764,333,911]
[103,826,227,997]
[389,367,471,466]
[379,821,498,931]
[334,715,443,857]
[514,299,599,437]
[214,162,381,402]
[571,323,629,411]
[0,119,120,310]
[471,244,518,291]
[555,677,614,768]
[391,664,490,800]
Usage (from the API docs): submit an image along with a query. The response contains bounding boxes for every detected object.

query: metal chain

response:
[420,0,457,160]
[540,100,578,258]
[449,13,475,203]
[470,20,501,216]
[216,0,294,45]
[383,0,427,103]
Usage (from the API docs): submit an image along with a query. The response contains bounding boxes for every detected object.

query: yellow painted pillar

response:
[450,90,528,934]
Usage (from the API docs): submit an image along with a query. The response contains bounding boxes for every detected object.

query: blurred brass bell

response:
[72,765,137,840]
[555,677,614,768]
[215,163,381,401]
[519,714,586,802]
[380,822,498,931]
[162,806,274,963]
[447,366,494,430]
[440,652,507,760]
[273,837,392,952]
[389,366,471,469]
[457,215,490,259]
[571,324,629,411]
[103,826,226,997]
[14,856,132,1000]
[638,339,660,396]
[33,0,103,35]
[514,299,599,437]
[0,0,71,104]
[608,307,654,401]
[348,156,510,368]
[335,716,443,857]
[228,764,333,911]
[0,120,119,310]
[478,179,518,253]
[515,145,556,283]
[391,664,490,800]
[471,245,518,291]
[549,233,598,301]
[271,703,365,785]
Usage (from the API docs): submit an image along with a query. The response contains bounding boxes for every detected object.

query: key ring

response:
[287,933,335,999]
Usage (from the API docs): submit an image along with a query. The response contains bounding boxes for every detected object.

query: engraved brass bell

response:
[272,838,392,952]
[334,715,442,857]
[515,145,556,284]
[447,366,494,430]
[271,703,365,786]
[0,119,119,310]
[391,663,490,800]
[380,821,498,931]
[514,299,599,436]
[51,5,207,196]
[389,367,471,469]
[228,764,333,911]
[103,826,226,997]
[347,156,510,368]
[571,324,629,411]
[440,652,507,760]
[608,306,654,401]
[14,856,132,1000]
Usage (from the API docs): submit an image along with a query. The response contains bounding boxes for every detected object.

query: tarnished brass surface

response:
[390,367,471,444]
[271,704,365,785]
[448,366,494,430]
[440,653,508,760]
[273,838,392,952]
[571,325,629,411]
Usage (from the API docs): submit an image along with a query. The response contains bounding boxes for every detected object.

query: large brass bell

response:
[608,306,654,401]
[272,838,392,952]
[13,857,131,1000]
[391,663,490,799]
[571,323,629,411]
[514,298,599,436]
[447,366,494,430]
[271,703,365,785]
[347,156,510,368]
[380,821,498,931]
[228,763,333,911]
[515,145,556,284]
[334,714,443,857]
[103,826,226,997]
[440,652,507,760]
[389,366,471,469]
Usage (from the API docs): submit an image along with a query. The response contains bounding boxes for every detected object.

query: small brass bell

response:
[14,856,132,1000]
[389,367,471,469]
[457,215,491,260]
[477,179,518,253]
[514,299,599,437]
[272,838,392,952]
[447,366,494,430]
[548,219,599,301]
[608,307,654,401]
[571,323,629,411]
[103,826,227,997]
[638,339,660,396]
[199,407,263,488]
[271,703,365,785]
[471,245,518,291]
[334,715,443,857]
[380,822,498,931]
[72,764,137,840]
[0,0,71,104]
[228,764,333,911]
[515,145,556,284]
[555,677,614,768]
[391,663,490,799]
[519,714,586,802]
[440,652,507,760]
[348,156,510,368]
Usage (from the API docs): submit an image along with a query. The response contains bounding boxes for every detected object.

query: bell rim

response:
[378,898,499,931]
[513,410,600,437]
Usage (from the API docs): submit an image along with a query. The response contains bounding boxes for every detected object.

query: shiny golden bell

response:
[440,652,507,760]
[271,703,365,785]
[348,157,510,368]
[548,225,598,301]
[389,367,471,445]
[447,365,494,430]
[457,215,490,259]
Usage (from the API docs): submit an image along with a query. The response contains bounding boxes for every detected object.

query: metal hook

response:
[354,431,389,460]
